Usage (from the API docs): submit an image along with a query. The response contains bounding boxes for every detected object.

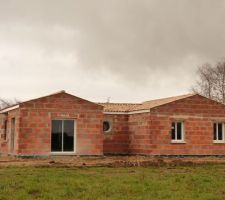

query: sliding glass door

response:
[51,120,75,153]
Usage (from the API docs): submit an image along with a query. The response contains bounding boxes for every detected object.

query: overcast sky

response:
[0,0,225,103]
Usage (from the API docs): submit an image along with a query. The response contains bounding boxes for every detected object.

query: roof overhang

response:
[103,109,150,115]
[0,105,20,114]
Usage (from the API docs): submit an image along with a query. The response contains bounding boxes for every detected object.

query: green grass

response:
[0,165,225,200]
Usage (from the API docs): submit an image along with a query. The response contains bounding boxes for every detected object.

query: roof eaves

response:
[103,109,150,115]
[0,104,20,113]
[147,93,197,110]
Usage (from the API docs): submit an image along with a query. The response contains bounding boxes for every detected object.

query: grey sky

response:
[0,0,225,103]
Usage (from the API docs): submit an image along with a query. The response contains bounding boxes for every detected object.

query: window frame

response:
[51,119,76,155]
[103,120,112,134]
[213,122,225,143]
[171,121,185,143]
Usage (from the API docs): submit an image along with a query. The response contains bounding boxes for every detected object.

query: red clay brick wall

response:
[128,112,152,154]
[2,93,225,156]
[0,114,6,138]
[151,95,225,118]
[0,114,7,154]
[103,114,129,154]
[0,109,20,155]
[17,93,103,156]
[148,95,225,155]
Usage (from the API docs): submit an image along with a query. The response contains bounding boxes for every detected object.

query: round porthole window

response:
[103,121,112,133]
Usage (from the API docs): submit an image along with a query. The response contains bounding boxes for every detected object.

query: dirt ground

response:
[0,155,225,167]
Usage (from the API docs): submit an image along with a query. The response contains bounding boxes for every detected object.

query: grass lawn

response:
[0,165,225,200]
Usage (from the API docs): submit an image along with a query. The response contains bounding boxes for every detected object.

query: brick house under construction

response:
[0,91,225,156]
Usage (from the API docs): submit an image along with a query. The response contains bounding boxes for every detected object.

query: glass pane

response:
[51,120,62,152]
[63,120,74,152]
[218,123,223,140]
[171,122,175,140]
[213,123,217,140]
[177,122,182,140]
[103,121,111,132]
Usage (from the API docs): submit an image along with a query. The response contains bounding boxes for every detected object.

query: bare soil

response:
[0,155,225,167]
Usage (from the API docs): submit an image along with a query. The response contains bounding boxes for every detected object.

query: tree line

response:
[0,98,20,109]
[192,60,225,103]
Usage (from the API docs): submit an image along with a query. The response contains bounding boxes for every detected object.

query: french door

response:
[51,120,75,153]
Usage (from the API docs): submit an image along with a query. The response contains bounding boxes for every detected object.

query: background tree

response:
[192,60,225,103]
[0,98,20,109]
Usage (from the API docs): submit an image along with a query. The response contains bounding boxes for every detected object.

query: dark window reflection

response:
[103,121,111,132]
[218,123,223,140]
[63,120,74,152]
[51,120,62,152]
[177,122,182,140]
[213,123,217,140]
[171,122,175,140]
[51,120,74,152]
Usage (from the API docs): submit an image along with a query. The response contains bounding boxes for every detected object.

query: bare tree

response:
[213,61,225,103]
[0,98,20,109]
[192,60,225,103]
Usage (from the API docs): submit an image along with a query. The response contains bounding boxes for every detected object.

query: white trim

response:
[213,122,225,143]
[103,111,127,115]
[103,120,113,133]
[171,140,186,144]
[103,109,150,115]
[51,152,77,155]
[0,105,19,113]
[129,110,150,114]
[171,121,185,143]
[213,141,225,144]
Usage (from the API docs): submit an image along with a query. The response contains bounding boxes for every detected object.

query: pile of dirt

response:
[0,155,225,167]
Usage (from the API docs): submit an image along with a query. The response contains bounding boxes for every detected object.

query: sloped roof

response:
[1,92,197,114]
[0,90,102,113]
[137,93,195,111]
[20,90,100,107]
[99,94,195,112]
[98,103,141,112]
[0,91,66,112]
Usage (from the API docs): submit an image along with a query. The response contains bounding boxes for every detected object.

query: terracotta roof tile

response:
[99,94,195,112]
[98,103,141,112]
